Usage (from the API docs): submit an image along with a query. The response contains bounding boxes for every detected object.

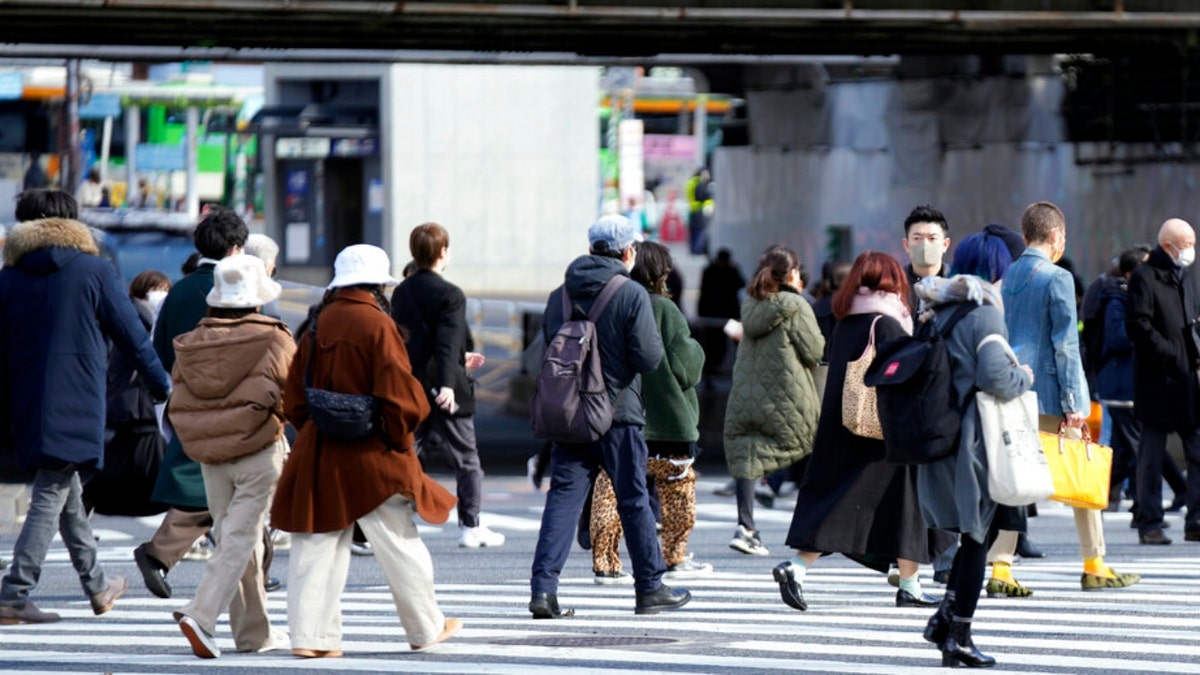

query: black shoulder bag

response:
[304,315,378,441]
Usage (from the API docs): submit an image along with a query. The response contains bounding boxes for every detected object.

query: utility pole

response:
[64,58,82,194]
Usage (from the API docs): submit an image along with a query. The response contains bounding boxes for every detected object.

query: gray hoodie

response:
[541,254,664,426]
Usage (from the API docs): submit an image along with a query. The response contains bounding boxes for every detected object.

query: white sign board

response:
[617,119,645,212]
[276,137,331,159]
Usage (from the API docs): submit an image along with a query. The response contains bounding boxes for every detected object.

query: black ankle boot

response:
[941,620,995,668]
[923,596,952,644]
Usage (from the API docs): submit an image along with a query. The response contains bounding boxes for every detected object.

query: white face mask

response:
[1177,246,1196,268]
[910,240,944,269]
[145,289,168,315]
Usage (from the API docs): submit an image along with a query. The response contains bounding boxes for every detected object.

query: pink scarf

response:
[847,287,914,335]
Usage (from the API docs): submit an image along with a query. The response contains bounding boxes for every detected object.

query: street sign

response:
[80,94,122,119]
[135,143,186,172]
[275,137,330,159]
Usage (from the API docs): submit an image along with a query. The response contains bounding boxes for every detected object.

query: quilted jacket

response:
[723,287,824,479]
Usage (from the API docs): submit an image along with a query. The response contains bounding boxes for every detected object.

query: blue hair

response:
[950,231,1013,282]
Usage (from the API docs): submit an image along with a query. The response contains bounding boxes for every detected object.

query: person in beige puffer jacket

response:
[166,254,295,659]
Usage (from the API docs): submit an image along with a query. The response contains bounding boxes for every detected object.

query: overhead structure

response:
[0,1,1198,58]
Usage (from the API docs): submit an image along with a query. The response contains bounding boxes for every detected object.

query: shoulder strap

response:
[303,309,328,390]
[588,276,629,322]
[976,333,1019,366]
[938,302,976,338]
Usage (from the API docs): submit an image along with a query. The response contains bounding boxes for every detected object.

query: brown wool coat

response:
[169,315,295,464]
[269,289,455,533]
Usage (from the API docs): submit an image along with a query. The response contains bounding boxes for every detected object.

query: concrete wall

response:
[386,64,598,297]
[264,63,598,296]
[711,75,1200,285]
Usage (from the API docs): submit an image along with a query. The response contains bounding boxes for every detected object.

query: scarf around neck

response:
[913,274,1003,322]
[847,286,914,335]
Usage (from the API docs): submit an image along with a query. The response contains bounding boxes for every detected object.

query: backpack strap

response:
[589,276,629,322]
[937,302,976,338]
[560,275,630,322]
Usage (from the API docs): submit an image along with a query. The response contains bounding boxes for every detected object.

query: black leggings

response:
[735,478,757,532]
[946,523,1000,619]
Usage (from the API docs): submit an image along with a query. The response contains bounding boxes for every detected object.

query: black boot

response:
[941,620,995,668]
[923,595,952,645]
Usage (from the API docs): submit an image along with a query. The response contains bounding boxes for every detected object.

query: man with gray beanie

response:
[528,215,691,619]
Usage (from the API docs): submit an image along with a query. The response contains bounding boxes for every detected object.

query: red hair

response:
[831,251,910,320]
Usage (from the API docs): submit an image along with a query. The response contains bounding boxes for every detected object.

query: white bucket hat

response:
[206,254,282,309]
[328,244,398,289]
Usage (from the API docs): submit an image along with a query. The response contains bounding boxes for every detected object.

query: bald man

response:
[1126,218,1200,545]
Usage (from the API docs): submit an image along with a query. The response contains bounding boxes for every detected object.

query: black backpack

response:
[529,276,627,444]
[863,303,975,464]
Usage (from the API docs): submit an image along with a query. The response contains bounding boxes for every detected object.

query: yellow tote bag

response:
[1039,425,1112,510]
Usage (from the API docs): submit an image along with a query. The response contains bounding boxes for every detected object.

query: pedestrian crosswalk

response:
[2,558,1199,672]
[2,479,1198,673]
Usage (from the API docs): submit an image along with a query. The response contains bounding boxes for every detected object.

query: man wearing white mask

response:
[1127,218,1200,545]
[902,206,952,313]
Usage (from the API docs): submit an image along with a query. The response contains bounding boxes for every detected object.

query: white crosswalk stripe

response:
[1,560,1198,672]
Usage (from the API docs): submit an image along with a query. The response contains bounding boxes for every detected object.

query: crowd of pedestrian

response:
[1,190,1195,669]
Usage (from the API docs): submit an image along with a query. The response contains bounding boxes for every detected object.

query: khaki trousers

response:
[148,508,212,570]
[176,439,284,651]
[988,416,1106,563]
[287,494,445,652]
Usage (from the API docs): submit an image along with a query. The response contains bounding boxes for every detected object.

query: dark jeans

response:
[531,424,666,595]
[416,412,484,528]
[1137,424,1200,535]
[1,467,108,606]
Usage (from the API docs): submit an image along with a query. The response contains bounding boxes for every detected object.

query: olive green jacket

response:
[724,288,824,479]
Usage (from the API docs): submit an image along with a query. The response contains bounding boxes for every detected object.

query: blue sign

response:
[0,72,22,100]
[80,94,122,119]
[135,143,186,172]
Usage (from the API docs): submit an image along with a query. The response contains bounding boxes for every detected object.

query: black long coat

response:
[785,313,949,569]
[1126,246,1200,429]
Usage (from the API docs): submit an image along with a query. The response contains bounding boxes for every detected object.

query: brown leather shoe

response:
[0,602,61,625]
[411,617,463,651]
[90,575,128,615]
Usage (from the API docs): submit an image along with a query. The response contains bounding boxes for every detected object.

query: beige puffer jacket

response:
[168,314,295,464]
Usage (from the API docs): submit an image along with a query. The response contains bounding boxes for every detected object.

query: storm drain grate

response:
[490,636,679,648]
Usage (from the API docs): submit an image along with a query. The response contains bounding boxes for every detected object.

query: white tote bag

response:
[975,335,1055,507]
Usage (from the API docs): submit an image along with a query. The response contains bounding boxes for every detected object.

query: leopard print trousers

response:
[591,457,697,572]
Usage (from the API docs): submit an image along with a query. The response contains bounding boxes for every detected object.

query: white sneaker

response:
[664,554,714,579]
[594,570,634,585]
[349,541,374,556]
[178,615,221,659]
[459,524,506,548]
[728,525,770,556]
[248,627,290,653]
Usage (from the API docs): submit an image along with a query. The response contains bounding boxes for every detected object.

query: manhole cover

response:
[490,636,679,648]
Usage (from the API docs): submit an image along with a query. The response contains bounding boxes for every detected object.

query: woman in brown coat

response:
[270,244,460,657]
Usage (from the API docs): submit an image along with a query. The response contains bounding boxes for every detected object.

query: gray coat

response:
[916,299,1033,545]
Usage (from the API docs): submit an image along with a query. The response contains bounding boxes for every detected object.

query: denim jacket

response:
[1001,248,1090,416]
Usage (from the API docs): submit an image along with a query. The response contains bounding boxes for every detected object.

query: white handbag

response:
[975,334,1055,507]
